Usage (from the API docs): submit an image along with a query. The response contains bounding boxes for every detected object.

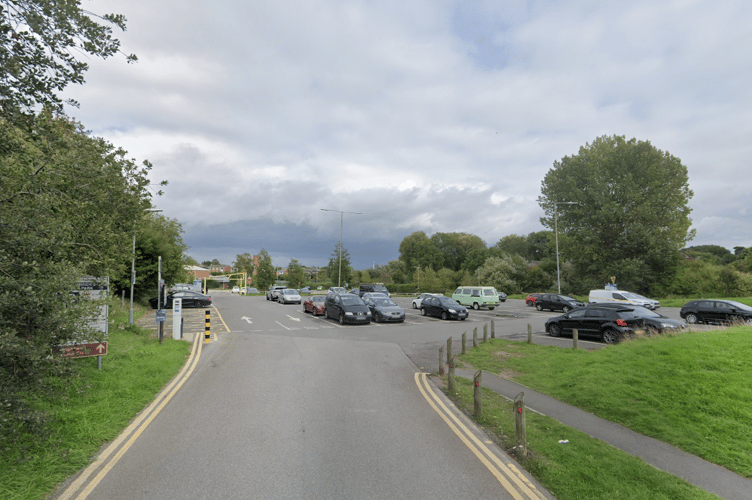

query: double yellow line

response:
[414,372,546,500]
[57,331,204,500]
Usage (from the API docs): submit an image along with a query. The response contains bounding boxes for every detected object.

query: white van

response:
[588,289,660,310]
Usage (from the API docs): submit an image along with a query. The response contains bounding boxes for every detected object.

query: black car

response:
[545,306,645,344]
[591,304,687,335]
[363,296,405,323]
[420,296,468,320]
[680,300,752,325]
[325,293,372,325]
[149,291,212,309]
[535,294,585,313]
[358,283,391,297]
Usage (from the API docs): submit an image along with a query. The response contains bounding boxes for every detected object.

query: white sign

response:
[173,298,182,340]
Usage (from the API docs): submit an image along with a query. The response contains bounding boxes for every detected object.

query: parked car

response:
[420,295,468,320]
[303,295,326,315]
[680,300,752,325]
[149,290,212,309]
[534,294,584,312]
[278,288,302,305]
[451,286,501,310]
[589,289,660,310]
[358,283,391,297]
[545,306,645,344]
[242,287,259,294]
[362,292,389,301]
[497,291,507,302]
[231,286,240,294]
[327,287,347,297]
[525,293,542,307]
[592,304,686,334]
[363,296,405,323]
[266,285,286,301]
[325,293,371,325]
[412,293,441,309]
[298,286,311,295]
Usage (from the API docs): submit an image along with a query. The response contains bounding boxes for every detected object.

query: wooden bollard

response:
[491,320,495,338]
[438,345,445,376]
[527,323,533,344]
[473,327,478,348]
[461,332,467,354]
[573,328,579,350]
[483,324,488,342]
[446,337,452,365]
[448,355,456,392]
[514,392,527,458]
[473,370,483,416]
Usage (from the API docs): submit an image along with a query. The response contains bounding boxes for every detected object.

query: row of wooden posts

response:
[439,320,528,458]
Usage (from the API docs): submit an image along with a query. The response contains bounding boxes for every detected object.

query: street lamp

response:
[554,201,578,295]
[321,208,362,287]
[129,208,162,324]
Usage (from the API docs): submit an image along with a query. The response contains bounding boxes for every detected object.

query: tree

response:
[255,250,275,290]
[1,0,136,120]
[493,234,529,259]
[328,242,352,287]
[286,259,305,287]
[398,231,443,271]
[430,232,487,271]
[233,253,255,285]
[539,135,694,295]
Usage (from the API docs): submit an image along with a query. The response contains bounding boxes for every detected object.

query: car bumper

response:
[343,314,371,324]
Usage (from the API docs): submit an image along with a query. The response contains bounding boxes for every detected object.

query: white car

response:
[412,293,441,309]
[232,286,240,294]
[278,288,302,304]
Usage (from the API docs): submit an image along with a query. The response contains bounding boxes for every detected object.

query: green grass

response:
[446,378,720,500]
[452,326,752,487]
[0,305,191,500]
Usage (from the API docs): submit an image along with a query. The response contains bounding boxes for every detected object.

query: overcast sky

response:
[66,0,752,269]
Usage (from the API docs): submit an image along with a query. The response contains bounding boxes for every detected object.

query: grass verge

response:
[0,305,191,500]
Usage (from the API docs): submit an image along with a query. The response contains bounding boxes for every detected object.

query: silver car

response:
[363,296,405,323]
[278,288,302,304]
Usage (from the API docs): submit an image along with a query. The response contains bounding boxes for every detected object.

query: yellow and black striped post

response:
[204,309,211,343]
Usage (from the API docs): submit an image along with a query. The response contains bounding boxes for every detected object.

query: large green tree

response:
[328,242,352,287]
[398,231,443,271]
[430,232,487,272]
[286,258,306,287]
[1,0,136,120]
[539,135,694,295]
[255,250,275,290]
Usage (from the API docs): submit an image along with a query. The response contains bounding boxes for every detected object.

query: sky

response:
[65,0,752,270]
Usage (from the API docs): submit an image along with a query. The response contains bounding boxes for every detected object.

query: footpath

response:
[456,369,752,500]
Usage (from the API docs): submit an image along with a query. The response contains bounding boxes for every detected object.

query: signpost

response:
[54,342,108,359]
[55,277,109,369]
[173,297,183,340]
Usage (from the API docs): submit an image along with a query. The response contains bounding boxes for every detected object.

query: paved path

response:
[457,369,752,500]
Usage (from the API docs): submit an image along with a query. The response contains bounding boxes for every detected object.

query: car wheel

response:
[562,306,571,313]
[421,308,427,316]
[536,304,543,311]
[473,302,480,310]
[339,313,345,325]
[602,329,619,344]
[412,302,417,309]
[488,307,495,310]
[548,324,561,337]
[646,325,660,336]
[685,313,698,324]
[441,311,448,320]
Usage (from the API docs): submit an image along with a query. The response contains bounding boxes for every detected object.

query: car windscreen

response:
[726,301,752,311]
[341,296,364,306]
[438,297,459,306]
[312,296,325,302]
[561,296,577,301]
[374,299,396,307]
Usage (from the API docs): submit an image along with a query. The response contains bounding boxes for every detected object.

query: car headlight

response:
[448,309,456,313]
[366,311,371,316]
[345,311,354,316]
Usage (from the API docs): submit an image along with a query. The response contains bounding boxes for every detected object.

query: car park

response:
[325,293,371,325]
[412,293,441,309]
[545,306,645,344]
[278,288,302,304]
[680,300,752,325]
[363,296,405,323]
[266,285,286,301]
[592,304,686,334]
[420,295,468,320]
[149,290,212,309]
[451,286,501,310]
[525,293,542,307]
[303,295,326,315]
[588,289,660,310]
[358,283,391,297]
[534,293,584,312]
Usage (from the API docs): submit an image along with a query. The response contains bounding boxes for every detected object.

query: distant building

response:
[210,264,232,274]
[185,266,210,280]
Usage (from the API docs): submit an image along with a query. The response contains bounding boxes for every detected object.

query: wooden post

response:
[491,320,495,338]
[473,327,478,348]
[573,328,579,350]
[448,355,456,392]
[483,324,488,342]
[446,337,452,365]
[514,392,527,458]
[438,345,445,376]
[461,332,467,354]
[527,324,533,344]
[473,370,483,417]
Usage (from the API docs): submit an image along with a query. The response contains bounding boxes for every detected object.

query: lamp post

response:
[129,208,162,324]
[321,208,362,287]
[554,201,578,294]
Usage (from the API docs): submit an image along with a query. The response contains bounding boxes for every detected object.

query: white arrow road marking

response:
[241,316,253,323]
[286,315,301,322]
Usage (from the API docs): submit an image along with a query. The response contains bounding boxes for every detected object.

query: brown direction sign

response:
[54,342,108,359]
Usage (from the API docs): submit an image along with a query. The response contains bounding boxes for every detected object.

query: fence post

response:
[462,332,467,354]
[573,328,579,350]
[473,327,478,348]
[528,324,533,344]
[491,320,495,338]
[473,370,483,417]
[483,324,488,342]
[448,355,456,392]
[446,337,452,365]
[438,345,445,376]
[514,392,527,458]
